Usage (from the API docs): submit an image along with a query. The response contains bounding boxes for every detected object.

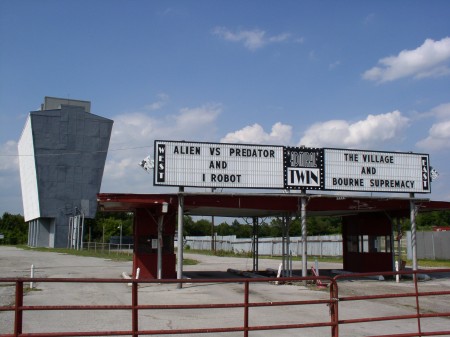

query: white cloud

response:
[102,103,222,192]
[363,37,450,83]
[416,103,450,151]
[212,27,291,51]
[329,60,341,70]
[221,122,292,145]
[0,140,19,171]
[0,140,21,214]
[144,93,169,111]
[299,111,410,148]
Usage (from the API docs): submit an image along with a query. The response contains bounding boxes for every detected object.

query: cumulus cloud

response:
[212,27,291,51]
[363,37,450,83]
[416,103,450,151]
[221,122,292,145]
[0,140,21,214]
[299,111,410,149]
[144,93,169,111]
[102,103,222,191]
[0,140,19,171]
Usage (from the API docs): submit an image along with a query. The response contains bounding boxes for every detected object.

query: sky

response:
[1,0,450,216]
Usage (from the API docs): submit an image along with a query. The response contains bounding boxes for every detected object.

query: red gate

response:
[1,269,449,337]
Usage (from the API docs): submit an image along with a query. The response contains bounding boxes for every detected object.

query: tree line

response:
[2,210,449,245]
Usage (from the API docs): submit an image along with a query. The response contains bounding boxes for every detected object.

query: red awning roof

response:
[97,192,450,218]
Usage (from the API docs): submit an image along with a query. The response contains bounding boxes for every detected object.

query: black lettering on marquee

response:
[210,174,241,183]
[173,145,201,155]
[344,153,359,162]
[209,161,227,169]
[210,147,221,155]
[361,166,376,174]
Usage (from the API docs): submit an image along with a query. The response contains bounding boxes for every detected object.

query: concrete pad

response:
[1,247,449,337]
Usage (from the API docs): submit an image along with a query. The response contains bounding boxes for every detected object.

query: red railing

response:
[1,269,449,337]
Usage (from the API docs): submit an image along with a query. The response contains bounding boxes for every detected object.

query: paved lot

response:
[1,246,449,336]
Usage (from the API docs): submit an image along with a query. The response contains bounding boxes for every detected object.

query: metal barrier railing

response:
[0,269,449,337]
[332,269,450,337]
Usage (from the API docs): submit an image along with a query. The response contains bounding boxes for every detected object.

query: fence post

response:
[132,281,138,337]
[244,281,249,337]
[320,240,323,258]
[330,279,339,337]
[14,280,24,337]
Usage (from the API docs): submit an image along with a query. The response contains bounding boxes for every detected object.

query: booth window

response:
[347,235,391,253]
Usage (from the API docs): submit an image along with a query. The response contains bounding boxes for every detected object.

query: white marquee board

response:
[324,148,430,193]
[154,140,284,189]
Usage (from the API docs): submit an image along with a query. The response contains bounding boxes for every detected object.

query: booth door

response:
[133,208,176,279]
[343,213,393,273]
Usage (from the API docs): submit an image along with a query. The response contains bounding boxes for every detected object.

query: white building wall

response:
[18,116,40,221]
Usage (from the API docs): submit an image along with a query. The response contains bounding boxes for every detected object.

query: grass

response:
[185,248,344,263]
[186,248,450,268]
[18,245,133,261]
[14,245,450,268]
[17,245,199,265]
[406,259,450,268]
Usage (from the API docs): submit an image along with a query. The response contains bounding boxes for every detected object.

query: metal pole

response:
[301,196,307,282]
[410,192,418,271]
[281,217,286,276]
[81,212,85,250]
[252,217,258,272]
[286,215,291,277]
[120,224,123,248]
[211,215,215,251]
[177,187,184,289]
[157,215,164,280]
[67,217,72,249]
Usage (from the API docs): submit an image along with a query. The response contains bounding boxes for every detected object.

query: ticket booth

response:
[133,207,176,279]
[342,213,393,273]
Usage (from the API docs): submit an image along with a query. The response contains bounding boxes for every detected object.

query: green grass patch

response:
[185,248,252,258]
[15,246,450,268]
[184,248,343,263]
[18,245,133,261]
[183,258,199,265]
[18,245,198,265]
[411,259,450,268]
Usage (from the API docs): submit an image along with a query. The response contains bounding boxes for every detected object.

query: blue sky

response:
[1,0,450,215]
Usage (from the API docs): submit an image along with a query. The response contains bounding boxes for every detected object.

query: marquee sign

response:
[153,140,431,194]
[284,147,324,190]
[323,148,430,193]
[154,140,284,189]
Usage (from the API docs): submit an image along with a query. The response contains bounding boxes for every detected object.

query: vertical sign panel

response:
[154,140,284,189]
[324,148,431,193]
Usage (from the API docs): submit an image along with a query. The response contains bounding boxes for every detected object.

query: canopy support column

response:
[301,194,308,283]
[157,215,164,280]
[410,193,418,271]
[177,187,184,289]
[252,217,259,272]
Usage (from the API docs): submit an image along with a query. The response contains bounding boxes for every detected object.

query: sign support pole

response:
[410,192,418,271]
[177,187,184,289]
[301,192,308,284]
[157,215,164,280]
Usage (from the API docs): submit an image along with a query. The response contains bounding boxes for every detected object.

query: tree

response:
[0,212,27,245]
[88,212,133,243]
[416,211,450,230]
[216,222,233,236]
[183,216,212,236]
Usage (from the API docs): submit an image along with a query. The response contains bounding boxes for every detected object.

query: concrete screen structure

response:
[18,97,113,248]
